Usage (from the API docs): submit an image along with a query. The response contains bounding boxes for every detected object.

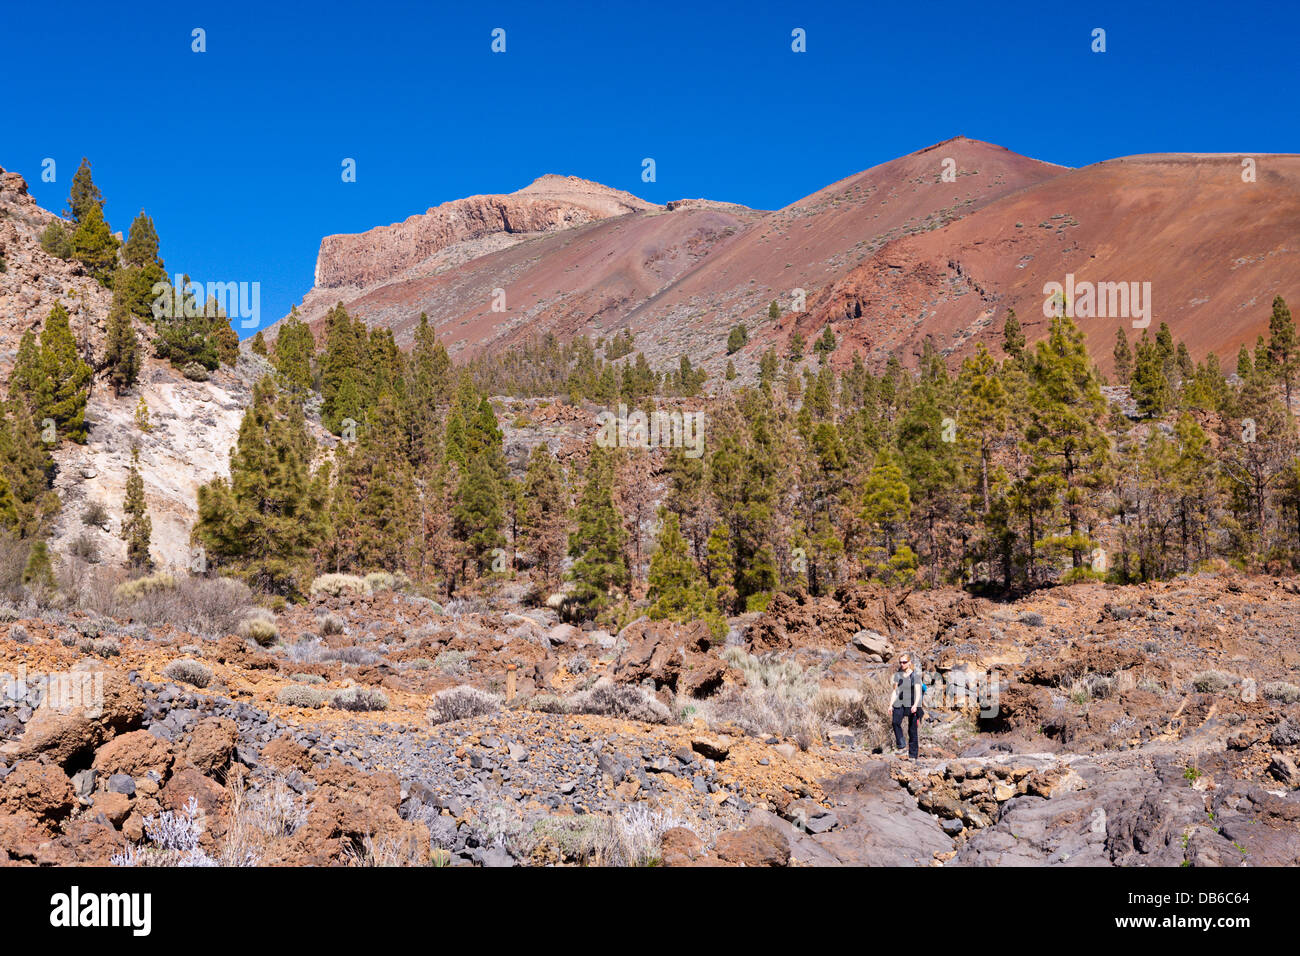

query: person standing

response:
[891,652,923,760]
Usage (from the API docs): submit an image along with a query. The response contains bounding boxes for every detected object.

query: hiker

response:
[891,651,924,760]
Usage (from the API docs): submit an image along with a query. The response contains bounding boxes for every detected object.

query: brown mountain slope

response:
[298,201,763,357]
[619,137,1066,354]
[796,152,1300,373]
[294,174,661,332]
[280,138,1065,367]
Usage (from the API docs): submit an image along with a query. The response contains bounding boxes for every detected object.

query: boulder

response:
[0,663,144,766]
[851,629,895,661]
[92,729,174,779]
[184,718,239,776]
[714,826,790,867]
[0,760,76,826]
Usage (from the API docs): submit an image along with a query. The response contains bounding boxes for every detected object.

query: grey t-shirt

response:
[891,669,922,709]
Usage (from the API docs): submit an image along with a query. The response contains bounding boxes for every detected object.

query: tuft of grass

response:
[309,574,370,599]
[115,573,177,602]
[317,612,346,636]
[238,609,279,646]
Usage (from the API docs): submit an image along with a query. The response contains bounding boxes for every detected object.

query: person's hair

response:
[899,652,912,665]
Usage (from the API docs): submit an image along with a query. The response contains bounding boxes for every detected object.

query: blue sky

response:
[3,0,1296,333]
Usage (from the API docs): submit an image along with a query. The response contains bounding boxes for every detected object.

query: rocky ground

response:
[0,571,1298,866]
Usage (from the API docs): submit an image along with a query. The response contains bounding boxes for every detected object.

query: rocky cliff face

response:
[0,168,111,379]
[310,174,658,293]
[0,166,253,572]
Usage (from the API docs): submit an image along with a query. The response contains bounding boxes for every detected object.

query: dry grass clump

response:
[317,612,346,636]
[309,574,370,598]
[525,693,570,714]
[238,608,280,646]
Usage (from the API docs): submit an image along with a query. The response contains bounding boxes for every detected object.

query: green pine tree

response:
[567,445,628,617]
[65,158,103,224]
[35,304,93,444]
[121,448,152,570]
[192,377,329,596]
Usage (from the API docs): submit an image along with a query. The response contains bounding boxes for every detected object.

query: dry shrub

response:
[567,678,669,724]
[163,658,213,688]
[428,685,501,724]
[276,685,329,708]
[331,686,389,711]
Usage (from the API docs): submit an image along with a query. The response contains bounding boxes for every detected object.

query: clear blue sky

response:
[3,0,1296,334]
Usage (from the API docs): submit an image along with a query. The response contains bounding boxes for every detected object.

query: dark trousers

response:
[892,706,921,758]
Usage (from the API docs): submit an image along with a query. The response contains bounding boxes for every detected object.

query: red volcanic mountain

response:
[279,140,1299,377]
[796,151,1300,375]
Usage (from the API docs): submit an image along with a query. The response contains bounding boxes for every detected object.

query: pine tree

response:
[71,204,119,284]
[1024,313,1111,572]
[1002,309,1025,360]
[65,158,103,224]
[647,510,719,633]
[813,325,837,363]
[192,377,329,596]
[117,210,166,318]
[320,304,371,433]
[860,450,915,584]
[404,313,450,467]
[0,399,55,537]
[1131,332,1172,417]
[1112,327,1133,386]
[0,475,19,532]
[8,331,42,412]
[768,300,781,321]
[121,448,152,570]
[35,304,93,443]
[153,277,219,371]
[330,390,416,573]
[272,307,316,397]
[568,445,628,616]
[787,331,805,362]
[1268,295,1296,414]
[726,323,749,354]
[521,444,568,588]
[22,539,55,590]
[250,330,268,357]
[104,277,141,395]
